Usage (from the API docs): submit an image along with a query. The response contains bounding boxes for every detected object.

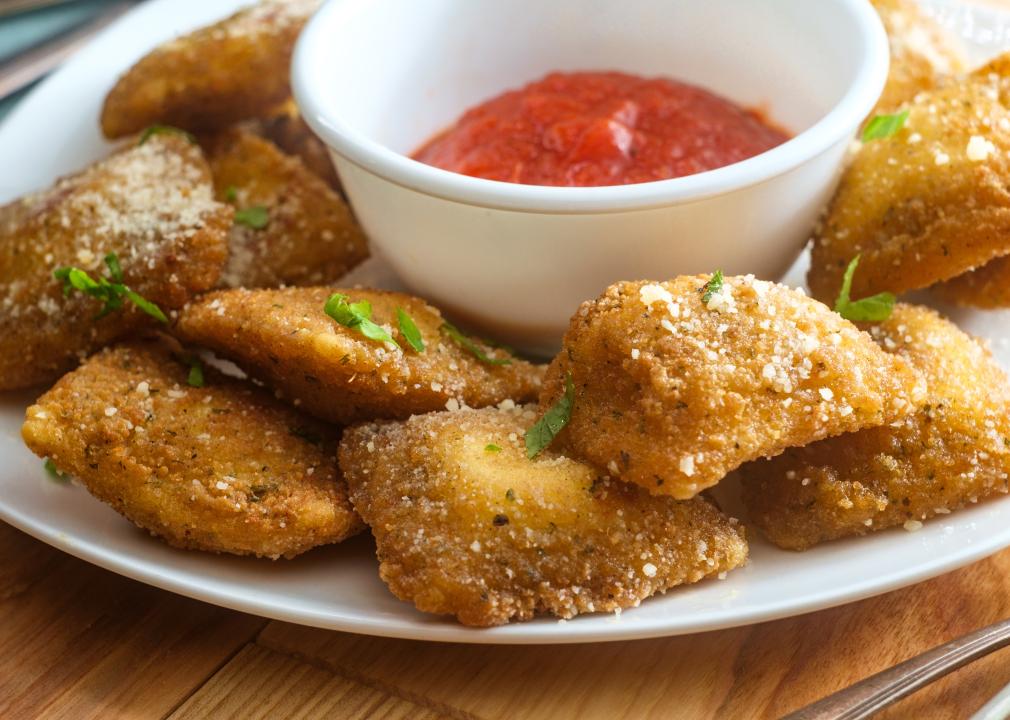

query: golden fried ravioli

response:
[741,304,1010,550]
[175,287,545,424]
[22,338,362,559]
[809,55,1010,303]
[540,277,926,499]
[252,104,341,191]
[933,255,1010,308]
[101,0,320,138]
[0,135,231,390]
[206,128,367,288]
[339,406,748,627]
[871,0,965,114]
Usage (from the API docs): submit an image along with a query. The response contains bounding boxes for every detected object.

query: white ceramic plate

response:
[2,0,1010,644]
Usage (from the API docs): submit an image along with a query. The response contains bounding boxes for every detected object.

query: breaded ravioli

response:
[206,128,367,288]
[21,338,362,559]
[871,0,965,113]
[175,287,545,424]
[741,304,1010,550]
[808,55,1010,303]
[0,135,231,391]
[339,406,748,627]
[101,0,320,138]
[933,255,1010,308]
[539,277,926,499]
[252,104,341,191]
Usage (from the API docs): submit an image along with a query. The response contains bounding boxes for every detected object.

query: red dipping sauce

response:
[412,71,790,187]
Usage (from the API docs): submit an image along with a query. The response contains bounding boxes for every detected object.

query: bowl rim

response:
[292,0,888,214]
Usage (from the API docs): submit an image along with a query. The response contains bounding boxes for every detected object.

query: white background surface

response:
[1,0,1009,644]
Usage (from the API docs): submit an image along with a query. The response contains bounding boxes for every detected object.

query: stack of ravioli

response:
[6,0,1010,629]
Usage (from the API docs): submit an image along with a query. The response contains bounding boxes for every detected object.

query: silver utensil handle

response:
[782,618,1010,720]
[0,1,134,102]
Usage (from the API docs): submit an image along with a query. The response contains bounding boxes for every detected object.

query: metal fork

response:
[783,618,1010,719]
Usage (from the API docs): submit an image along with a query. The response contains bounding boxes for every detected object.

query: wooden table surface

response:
[7,1,1010,718]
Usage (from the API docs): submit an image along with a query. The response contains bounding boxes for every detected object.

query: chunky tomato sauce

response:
[412,71,789,187]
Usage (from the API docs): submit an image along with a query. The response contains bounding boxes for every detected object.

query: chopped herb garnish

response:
[525,372,575,459]
[440,322,511,366]
[234,205,270,229]
[834,255,895,322]
[138,124,196,145]
[861,110,909,142]
[54,253,167,323]
[224,185,238,202]
[505,488,515,501]
[104,252,123,282]
[485,443,502,453]
[44,459,69,482]
[701,270,724,304]
[324,293,400,348]
[492,513,510,526]
[187,357,204,388]
[396,307,425,352]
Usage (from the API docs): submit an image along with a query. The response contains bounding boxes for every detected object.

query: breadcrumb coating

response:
[21,338,362,559]
[101,0,320,138]
[809,54,1010,303]
[205,127,367,288]
[175,287,545,424]
[339,406,748,627]
[540,277,926,499]
[871,0,965,114]
[741,304,1010,550]
[0,135,231,390]
[932,255,1010,308]
[250,103,342,192]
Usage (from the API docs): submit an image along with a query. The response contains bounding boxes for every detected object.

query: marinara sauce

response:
[412,71,789,187]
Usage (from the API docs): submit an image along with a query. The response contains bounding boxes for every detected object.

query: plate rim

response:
[3,0,1010,645]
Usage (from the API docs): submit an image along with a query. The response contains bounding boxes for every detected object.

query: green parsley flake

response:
[861,110,909,142]
[834,255,896,322]
[54,253,167,323]
[44,459,69,482]
[234,205,270,229]
[701,270,725,304]
[138,124,196,145]
[440,322,511,366]
[224,185,239,203]
[485,443,502,453]
[187,358,204,388]
[324,293,400,348]
[525,372,575,459]
[396,307,425,352]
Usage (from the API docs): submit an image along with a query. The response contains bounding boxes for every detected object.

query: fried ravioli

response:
[100,0,320,138]
[539,277,926,499]
[175,287,545,424]
[871,0,965,114]
[339,406,748,627]
[932,255,1010,308]
[0,135,231,390]
[21,338,362,559]
[741,304,1010,550]
[808,55,1010,303]
[252,104,341,191]
[206,128,367,288]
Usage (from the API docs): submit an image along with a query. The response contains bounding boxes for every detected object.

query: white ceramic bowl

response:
[293,0,888,355]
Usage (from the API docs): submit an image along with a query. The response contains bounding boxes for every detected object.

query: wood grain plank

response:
[259,550,1010,720]
[0,521,267,720]
[169,644,447,720]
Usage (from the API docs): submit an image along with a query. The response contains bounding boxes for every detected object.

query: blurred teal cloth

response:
[0,0,121,121]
